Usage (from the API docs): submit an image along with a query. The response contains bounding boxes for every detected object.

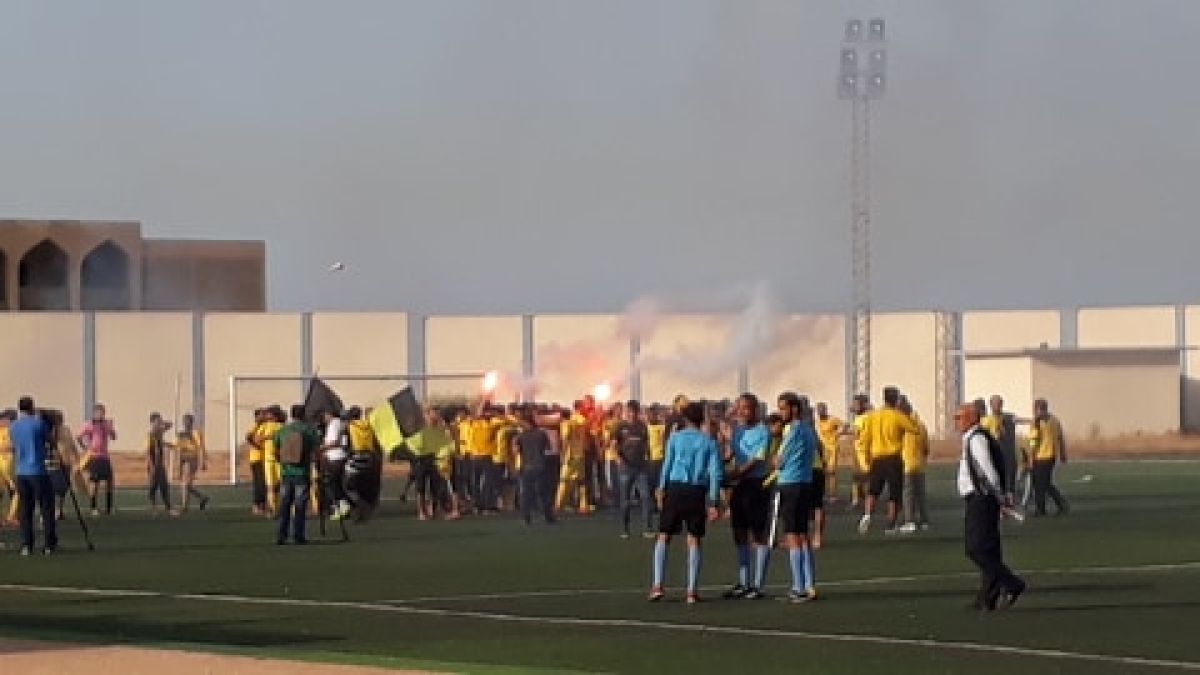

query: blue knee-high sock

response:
[801,544,816,592]
[736,543,751,587]
[652,539,668,588]
[687,545,702,593]
[789,546,806,592]
[754,544,771,590]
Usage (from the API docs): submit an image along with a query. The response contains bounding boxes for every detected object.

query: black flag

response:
[303,377,344,425]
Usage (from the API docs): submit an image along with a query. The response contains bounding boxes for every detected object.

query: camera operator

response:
[11,397,56,555]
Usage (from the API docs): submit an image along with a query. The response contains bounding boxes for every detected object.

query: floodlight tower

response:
[839,18,886,401]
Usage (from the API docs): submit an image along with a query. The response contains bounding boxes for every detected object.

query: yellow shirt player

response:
[859,387,921,534]
[897,399,930,532]
[0,413,18,524]
[850,395,874,506]
[257,408,284,514]
[556,405,592,512]
[815,403,843,502]
[1028,399,1069,516]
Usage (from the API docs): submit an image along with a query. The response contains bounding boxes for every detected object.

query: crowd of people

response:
[0,386,1072,609]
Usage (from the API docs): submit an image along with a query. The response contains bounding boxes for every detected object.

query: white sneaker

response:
[897,522,918,534]
[337,501,352,518]
[857,514,872,535]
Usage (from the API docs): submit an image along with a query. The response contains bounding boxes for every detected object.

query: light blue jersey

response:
[776,420,817,485]
[659,427,723,504]
[732,423,769,479]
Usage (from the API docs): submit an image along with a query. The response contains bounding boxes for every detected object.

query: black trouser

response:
[250,460,267,508]
[1031,459,1068,515]
[277,474,309,543]
[542,455,562,509]
[148,465,171,509]
[582,451,598,506]
[964,494,1022,607]
[323,457,348,506]
[470,456,495,511]
[519,468,554,524]
[18,474,57,550]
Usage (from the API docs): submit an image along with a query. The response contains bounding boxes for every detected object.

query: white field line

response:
[390,560,1200,603]
[0,582,1197,671]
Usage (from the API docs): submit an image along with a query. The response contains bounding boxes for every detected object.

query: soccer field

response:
[1,460,1199,674]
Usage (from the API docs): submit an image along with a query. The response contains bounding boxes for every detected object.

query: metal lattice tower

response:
[934,311,962,438]
[840,18,886,401]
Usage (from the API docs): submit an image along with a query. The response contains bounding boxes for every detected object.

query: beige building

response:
[965,347,1182,437]
[0,219,265,311]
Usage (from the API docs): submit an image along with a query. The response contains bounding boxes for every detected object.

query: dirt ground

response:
[0,639,437,675]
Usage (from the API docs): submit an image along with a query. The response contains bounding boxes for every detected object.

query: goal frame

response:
[226,372,485,485]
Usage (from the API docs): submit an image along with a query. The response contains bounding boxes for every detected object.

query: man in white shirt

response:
[956,403,1026,611]
[320,411,351,520]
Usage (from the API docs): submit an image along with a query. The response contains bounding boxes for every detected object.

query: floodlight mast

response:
[839,18,886,402]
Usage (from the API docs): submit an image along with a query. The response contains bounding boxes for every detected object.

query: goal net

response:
[223,372,486,485]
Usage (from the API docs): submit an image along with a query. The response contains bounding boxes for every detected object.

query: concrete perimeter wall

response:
[1,305,1197,459]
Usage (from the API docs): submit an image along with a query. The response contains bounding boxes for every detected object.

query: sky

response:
[1,0,1198,314]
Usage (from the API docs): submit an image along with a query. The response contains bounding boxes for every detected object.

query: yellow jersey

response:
[901,414,929,473]
[494,417,519,464]
[246,424,264,463]
[980,414,1006,443]
[467,418,493,457]
[603,418,621,462]
[853,411,874,471]
[1031,415,1065,462]
[647,423,666,462]
[257,421,283,462]
[348,419,376,453]
[866,407,918,460]
[816,416,843,468]
[456,420,473,455]
[0,427,11,454]
[561,413,588,467]
[177,430,204,458]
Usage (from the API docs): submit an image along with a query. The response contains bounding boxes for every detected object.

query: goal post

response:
[224,372,487,485]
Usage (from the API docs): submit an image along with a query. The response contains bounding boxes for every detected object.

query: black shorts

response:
[88,457,113,483]
[658,483,708,538]
[810,469,826,508]
[869,456,903,503]
[729,477,770,537]
[778,483,814,535]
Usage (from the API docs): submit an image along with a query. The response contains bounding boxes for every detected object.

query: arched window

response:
[81,240,131,310]
[18,239,70,310]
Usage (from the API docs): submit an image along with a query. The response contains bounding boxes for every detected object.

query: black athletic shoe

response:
[722,584,748,599]
[199,496,210,511]
[1001,581,1026,609]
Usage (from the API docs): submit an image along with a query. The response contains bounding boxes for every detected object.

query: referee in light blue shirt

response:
[9,396,57,556]
[648,401,722,605]
[775,392,819,603]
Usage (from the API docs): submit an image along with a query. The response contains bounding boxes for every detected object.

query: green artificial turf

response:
[1,460,1199,674]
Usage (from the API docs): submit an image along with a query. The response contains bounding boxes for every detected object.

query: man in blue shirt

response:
[649,401,722,604]
[9,397,57,555]
[775,392,819,603]
[721,393,772,600]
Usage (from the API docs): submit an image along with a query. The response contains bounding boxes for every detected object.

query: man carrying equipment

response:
[11,397,56,555]
[956,403,1025,610]
[274,405,320,545]
[649,401,722,605]
[721,394,771,599]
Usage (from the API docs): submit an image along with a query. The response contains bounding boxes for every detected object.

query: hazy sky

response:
[2,1,1198,313]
